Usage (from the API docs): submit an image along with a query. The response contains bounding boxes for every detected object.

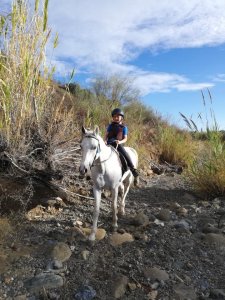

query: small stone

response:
[147,290,158,300]
[173,283,197,299]
[78,188,88,196]
[112,275,128,299]
[200,201,211,207]
[25,273,64,292]
[82,250,90,260]
[182,193,196,202]
[151,282,160,289]
[209,289,225,299]
[143,267,169,281]
[75,284,96,300]
[130,212,149,226]
[82,228,106,240]
[174,220,190,231]
[128,282,137,291]
[53,259,63,269]
[51,242,72,262]
[75,220,83,227]
[212,197,222,206]
[102,190,111,198]
[202,224,220,234]
[154,219,164,226]
[176,207,188,217]
[3,276,13,284]
[204,233,225,249]
[170,202,181,210]
[110,232,134,246]
[157,209,171,221]
[133,232,149,241]
[147,169,154,176]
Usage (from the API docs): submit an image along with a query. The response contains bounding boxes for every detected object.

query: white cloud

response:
[132,71,214,95]
[213,74,225,82]
[1,0,224,94]
[46,0,225,93]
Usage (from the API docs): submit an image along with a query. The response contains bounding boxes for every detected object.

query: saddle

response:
[110,146,129,175]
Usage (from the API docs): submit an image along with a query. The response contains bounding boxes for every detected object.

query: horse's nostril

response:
[79,166,88,175]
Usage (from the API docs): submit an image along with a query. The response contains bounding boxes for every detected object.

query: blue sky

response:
[1,0,225,130]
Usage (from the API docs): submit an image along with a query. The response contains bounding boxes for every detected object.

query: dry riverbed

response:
[0,172,225,299]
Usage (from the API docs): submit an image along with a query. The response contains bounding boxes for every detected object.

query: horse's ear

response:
[82,126,87,134]
[94,125,99,135]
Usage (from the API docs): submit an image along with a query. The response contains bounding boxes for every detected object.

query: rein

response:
[83,134,113,168]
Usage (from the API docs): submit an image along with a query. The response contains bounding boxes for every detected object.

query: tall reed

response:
[0,0,55,150]
[180,91,225,198]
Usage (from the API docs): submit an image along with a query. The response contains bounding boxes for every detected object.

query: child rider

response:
[105,108,139,177]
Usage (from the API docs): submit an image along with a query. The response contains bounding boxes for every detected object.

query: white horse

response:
[79,126,138,241]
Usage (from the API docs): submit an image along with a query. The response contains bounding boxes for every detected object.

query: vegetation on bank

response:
[0,0,225,201]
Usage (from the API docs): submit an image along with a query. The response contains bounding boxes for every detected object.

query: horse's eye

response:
[91,146,96,150]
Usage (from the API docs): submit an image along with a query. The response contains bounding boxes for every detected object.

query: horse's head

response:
[79,126,100,175]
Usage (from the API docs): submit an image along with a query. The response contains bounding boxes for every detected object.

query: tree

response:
[91,74,140,105]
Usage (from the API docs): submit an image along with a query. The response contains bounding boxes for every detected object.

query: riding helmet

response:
[111,108,124,118]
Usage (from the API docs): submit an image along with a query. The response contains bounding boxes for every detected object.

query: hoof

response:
[112,225,118,232]
[118,210,125,216]
[88,233,96,242]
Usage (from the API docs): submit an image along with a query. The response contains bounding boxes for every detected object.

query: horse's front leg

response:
[89,186,101,241]
[111,187,119,230]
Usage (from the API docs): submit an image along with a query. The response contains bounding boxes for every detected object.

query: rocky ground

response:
[0,171,225,300]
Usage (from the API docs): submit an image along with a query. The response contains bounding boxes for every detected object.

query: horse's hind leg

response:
[111,187,119,230]
[89,186,101,241]
[118,183,125,215]
[119,174,132,215]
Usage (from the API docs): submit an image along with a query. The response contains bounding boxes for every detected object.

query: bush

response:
[180,92,225,198]
[158,125,195,167]
[188,130,225,198]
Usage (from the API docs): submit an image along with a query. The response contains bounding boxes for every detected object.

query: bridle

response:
[82,134,113,168]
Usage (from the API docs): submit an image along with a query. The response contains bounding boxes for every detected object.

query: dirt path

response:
[0,173,225,299]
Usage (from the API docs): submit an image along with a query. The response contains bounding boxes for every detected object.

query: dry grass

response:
[180,92,225,199]
[157,125,196,167]
[0,0,53,145]
[187,131,225,198]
